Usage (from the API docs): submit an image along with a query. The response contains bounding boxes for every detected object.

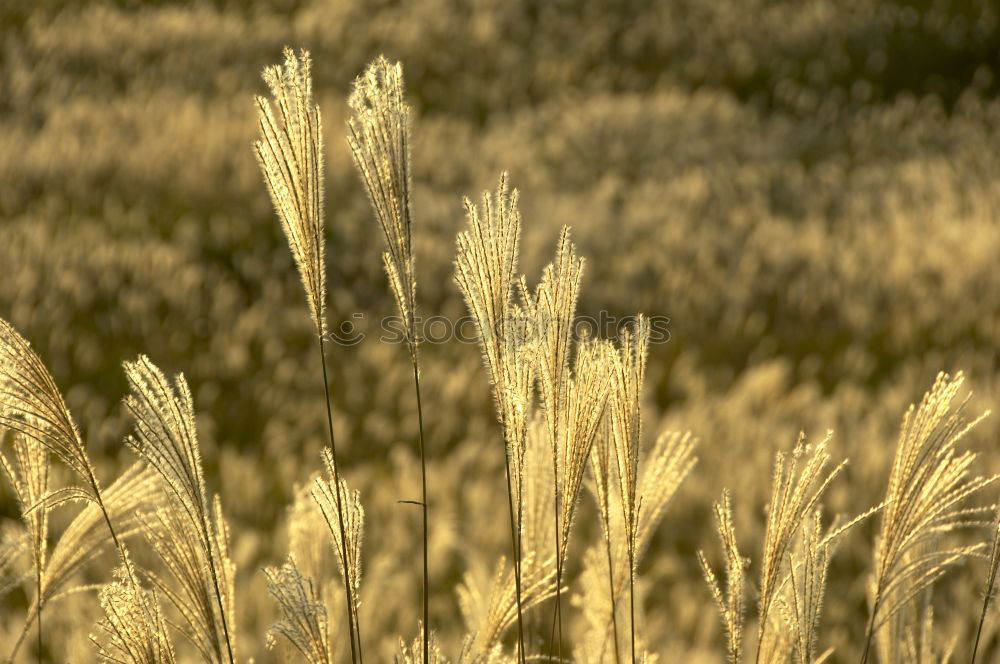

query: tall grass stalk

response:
[454,174,533,662]
[347,55,429,663]
[0,317,136,659]
[255,47,361,664]
[609,317,649,664]
[589,425,622,664]
[971,504,1000,663]
[318,333,362,664]
[7,463,160,661]
[122,356,237,664]
[860,372,996,664]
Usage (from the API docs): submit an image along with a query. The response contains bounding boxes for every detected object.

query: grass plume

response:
[1,433,49,663]
[122,355,236,664]
[254,47,326,337]
[777,506,878,664]
[457,552,558,659]
[348,54,429,664]
[861,372,997,664]
[312,448,365,660]
[699,491,747,664]
[92,553,178,664]
[755,433,846,662]
[264,557,331,664]
[521,227,612,658]
[455,173,534,662]
[0,317,137,659]
[255,47,360,664]
[580,428,697,663]
[607,315,648,663]
[5,460,164,663]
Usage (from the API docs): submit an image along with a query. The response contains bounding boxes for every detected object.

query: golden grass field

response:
[2,1,1000,662]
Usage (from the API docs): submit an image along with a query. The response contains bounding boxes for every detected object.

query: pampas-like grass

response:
[0,319,132,573]
[264,557,331,664]
[457,552,558,658]
[38,463,158,606]
[92,553,178,664]
[605,316,699,663]
[5,461,162,662]
[347,56,416,336]
[140,500,236,664]
[455,173,535,662]
[256,47,360,664]
[0,318,92,481]
[775,507,879,664]
[755,433,846,662]
[521,227,613,657]
[861,372,997,664]
[5,464,158,663]
[700,490,746,664]
[581,427,697,664]
[0,318,149,661]
[701,434,857,664]
[348,55,430,664]
[312,447,365,657]
[395,627,447,664]
[122,355,236,664]
[780,512,836,664]
[10,43,1000,664]
[254,47,326,337]
[1,433,49,663]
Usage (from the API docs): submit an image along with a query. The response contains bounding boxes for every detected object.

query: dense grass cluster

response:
[2,1,1000,662]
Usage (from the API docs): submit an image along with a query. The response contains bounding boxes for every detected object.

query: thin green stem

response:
[971,518,1000,664]
[407,346,430,664]
[318,333,360,664]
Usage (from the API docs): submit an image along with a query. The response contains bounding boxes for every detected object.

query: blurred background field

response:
[2,0,1000,660]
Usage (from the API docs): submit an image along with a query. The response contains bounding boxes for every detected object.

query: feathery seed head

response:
[93,554,177,664]
[758,431,845,639]
[140,499,235,664]
[312,448,364,617]
[255,47,327,336]
[699,490,746,664]
[554,338,615,564]
[396,625,448,664]
[866,371,997,653]
[41,464,160,607]
[609,314,651,558]
[348,56,417,334]
[458,553,558,657]
[1,432,50,574]
[455,174,537,512]
[123,355,209,527]
[455,173,521,370]
[264,557,331,664]
[0,318,92,480]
